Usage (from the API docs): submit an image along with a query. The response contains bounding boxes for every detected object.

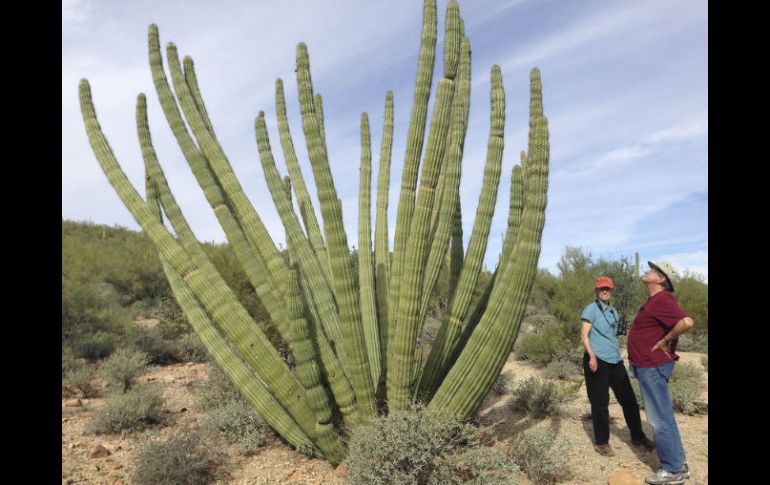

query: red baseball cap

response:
[594,276,615,289]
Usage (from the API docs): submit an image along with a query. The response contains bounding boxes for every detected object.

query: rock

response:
[186,362,195,367]
[64,399,83,408]
[608,470,643,485]
[89,444,111,458]
[334,464,346,478]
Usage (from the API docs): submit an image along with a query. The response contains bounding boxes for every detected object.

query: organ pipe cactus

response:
[79,0,550,465]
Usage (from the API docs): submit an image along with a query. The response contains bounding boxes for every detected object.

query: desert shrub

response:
[630,378,644,409]
[70,330,116,360]
[675,331,708,353]
[514,321,577,366]
[65,361,98,398]
[155,296,190,339]
[510,377,564,418]
[674,275,708,332]
[509,428,571,484]
[203,400,273,455]
[178,333,209,363]
[670,362,705,415]
[124,326,180,365]
[542,359,580,381]
[132,430,224,485]
[701,355,708,371]
[198,364,244,410]
[345,404,518,485]
[99,347,150,393]
[87,385,166,434]
[491,371,514,395]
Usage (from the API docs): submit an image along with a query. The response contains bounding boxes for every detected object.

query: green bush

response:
[99,347,150,393]
[674,275,708,332]
[203,400,273,455]
[630,378,644,410]
[509,428,571,484]
[198,364,244,410]
[132,430,224,485]
[65,362,98,398]
[670,362,705,415]
[514,321,576,366]
[510,377,564,418]
[491,371,513,395]
[675,331,708,353]
[155,297,190,339]
[70,330,116,360]
[86,385,166,434]
[178,333,209,363]
[701,355,708,371]
[345,404,518,485]
[542,359,580,381]
[124,326,180,365]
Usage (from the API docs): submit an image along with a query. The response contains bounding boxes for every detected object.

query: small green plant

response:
[178,333,209,363]
[509,428,571,484]
[675,331,708,353]
[491,371,513,395]
[701,354,708,371]
[124,326,180,365]
[197,364,244,411]
[345,404,518,485]
[65,362,98,398]
[670,361,705,415]
[87,385,166,434]
[514,321,576,366]
[70,330,116,360]
[542,359,579,381]
[630,378,644,409]
[510,377,564,418]
[98,347,150,393]
[203,400,273,455]
[132,430,224,485]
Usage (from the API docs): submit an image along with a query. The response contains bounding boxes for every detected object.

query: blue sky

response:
[62,0,708,281]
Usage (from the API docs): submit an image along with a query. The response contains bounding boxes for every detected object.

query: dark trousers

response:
[583,353,645,445]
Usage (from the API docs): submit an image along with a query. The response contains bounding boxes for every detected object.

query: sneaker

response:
[681,463,690,479]
[594,443,615,456]
[631,435,656,452]
[645,469,686,485]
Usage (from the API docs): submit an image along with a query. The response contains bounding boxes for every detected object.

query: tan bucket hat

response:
[648,260,678,291]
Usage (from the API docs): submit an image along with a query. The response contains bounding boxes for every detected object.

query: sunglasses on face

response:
[597,287,613,292]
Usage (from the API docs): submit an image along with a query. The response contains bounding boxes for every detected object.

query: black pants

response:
[583,353,645,445]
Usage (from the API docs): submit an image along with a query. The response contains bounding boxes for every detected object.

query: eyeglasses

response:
[597,287,614,292]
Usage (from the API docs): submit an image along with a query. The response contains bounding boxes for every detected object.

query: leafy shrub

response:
[179,333,209,363]
[132,430,224,485]
[670,362,705,415]
[87,385,166,434]
[630,378,644,410]
[542,359,580,381]
[99,347,150,393]
[509,428,572,484]
[65,362,98,398]
[491,371,513,395]
[701,355,708,371]
[198,364,243,410]
[155,297,190,339]
[510,377,565,418]
[514,321,577,366]
[675,331,708,353]
[70,330,116,360]
[124,326,180,365]
[203,400,273,455]
[345,404,518,485]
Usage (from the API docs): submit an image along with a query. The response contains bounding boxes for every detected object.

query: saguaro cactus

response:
[79,0,550,465]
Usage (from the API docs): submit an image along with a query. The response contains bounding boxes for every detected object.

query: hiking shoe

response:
[645,469,686,485]
[681,463,689,478]
[631,435,656,452]
[594,443,615,456]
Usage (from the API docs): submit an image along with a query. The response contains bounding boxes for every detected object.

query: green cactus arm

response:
[357,112,382,390]
[296,43,377,418]
[429,114,549,419]
[419,62,502,398]
[276,79,331,279]
[164,41,289,293]
[136,90,296,354]
[254,112,350,377]
[182,56,215,137]
[387,77,456,410]
[374,91,394,390]
[315,93,327,151]
[417,35,471,333]
[388,0,438,345]
[162,257,319,456]
[286,265,344,463]
[81,79,321,442]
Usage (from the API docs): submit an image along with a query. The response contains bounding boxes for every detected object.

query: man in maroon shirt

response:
[628,261,695,485]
